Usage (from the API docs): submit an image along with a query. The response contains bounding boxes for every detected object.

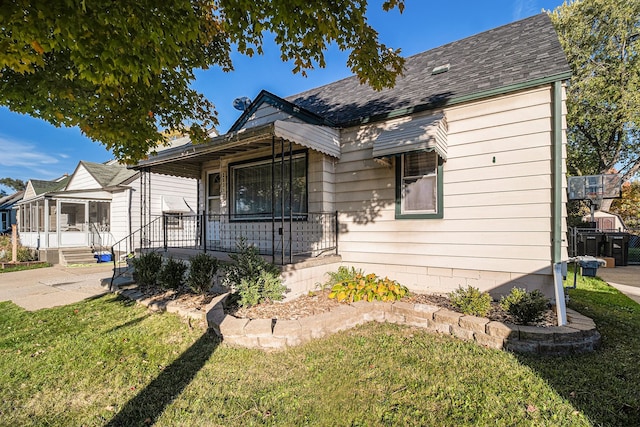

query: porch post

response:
[56,200,61,249]
[281,137,285,265]
[163,214,168,251]
[44,199,49,248]
[84,200,89,246]
[35,200,39,250]
[289,139,293,264]
[271,136,276,264]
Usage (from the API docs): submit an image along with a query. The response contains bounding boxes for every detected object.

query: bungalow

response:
[16,160,197,264]
[0,190,24,234]
[131,13,571,300]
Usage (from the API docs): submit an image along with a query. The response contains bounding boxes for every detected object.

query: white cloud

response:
[513,0,539,20]
[0,137,60,168]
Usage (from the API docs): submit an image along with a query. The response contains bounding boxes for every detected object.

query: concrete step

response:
[60,247,98,266]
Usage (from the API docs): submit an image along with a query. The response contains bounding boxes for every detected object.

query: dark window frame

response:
[395,151,444,219]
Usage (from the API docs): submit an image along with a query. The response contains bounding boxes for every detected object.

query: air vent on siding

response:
[431,63,450,75]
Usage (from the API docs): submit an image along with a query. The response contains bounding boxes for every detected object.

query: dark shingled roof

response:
[287,13,570,126]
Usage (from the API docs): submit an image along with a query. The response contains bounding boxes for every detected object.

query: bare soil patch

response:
[228,289,558,327]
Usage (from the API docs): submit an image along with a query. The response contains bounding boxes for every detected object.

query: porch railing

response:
[110,212,339,287]
[89,222,115,257]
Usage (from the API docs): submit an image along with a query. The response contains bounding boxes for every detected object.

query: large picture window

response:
[396,151,443,218]
[230,153,307,219]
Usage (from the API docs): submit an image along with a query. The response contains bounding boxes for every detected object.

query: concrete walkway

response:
[595,265,640,304]
[0,264,114,311]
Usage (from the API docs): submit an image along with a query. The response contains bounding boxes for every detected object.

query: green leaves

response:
[0,0,404,163]
[549,0,640,182]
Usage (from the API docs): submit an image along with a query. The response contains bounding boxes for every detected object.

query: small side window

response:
[396,151,443,219]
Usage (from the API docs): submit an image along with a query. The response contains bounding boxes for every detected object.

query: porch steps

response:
[60,247,99,266]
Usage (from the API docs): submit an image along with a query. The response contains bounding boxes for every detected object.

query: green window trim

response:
[395,152,444,219]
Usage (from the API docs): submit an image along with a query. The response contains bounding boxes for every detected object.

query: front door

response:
[206,172,221,248]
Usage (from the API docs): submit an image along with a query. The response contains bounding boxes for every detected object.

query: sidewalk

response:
[0,264,114,311]
[595,265,640,304]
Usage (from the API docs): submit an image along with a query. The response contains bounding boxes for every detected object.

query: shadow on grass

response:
[514,284,640,426]
[106,332,220,426]
[104,314,151,334]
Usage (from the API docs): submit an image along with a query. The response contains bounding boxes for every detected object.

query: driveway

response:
[0,264,114,311]
[596,265,640,304]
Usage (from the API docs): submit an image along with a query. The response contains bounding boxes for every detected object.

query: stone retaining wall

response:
[207,294,600,355]
[115,288,600,356]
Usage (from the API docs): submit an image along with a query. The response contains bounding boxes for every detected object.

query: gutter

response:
[552,79,567,326]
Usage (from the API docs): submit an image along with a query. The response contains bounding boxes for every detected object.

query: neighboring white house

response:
[133,14,571,299]
[15,160,197,263]
[1,191,24,234]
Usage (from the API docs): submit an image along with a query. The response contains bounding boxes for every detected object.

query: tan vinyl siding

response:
[335,85,565,296]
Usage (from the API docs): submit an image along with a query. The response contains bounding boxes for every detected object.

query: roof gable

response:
[77,161,137,188]
[287,13,570,126]
[26,176,69,198]
[229,90,335,132]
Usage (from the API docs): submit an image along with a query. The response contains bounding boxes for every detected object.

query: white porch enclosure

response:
[17,199,112,249]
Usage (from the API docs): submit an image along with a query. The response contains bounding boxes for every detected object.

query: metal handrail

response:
[109,211,339,288]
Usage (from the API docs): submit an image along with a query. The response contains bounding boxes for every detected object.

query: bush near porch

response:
[0,234,39,266]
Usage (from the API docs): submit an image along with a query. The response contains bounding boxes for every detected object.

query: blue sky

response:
[0,0,566,194]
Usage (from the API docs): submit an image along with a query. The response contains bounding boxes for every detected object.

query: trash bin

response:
[604,233,630,267]
[577,231,605,257]
[95,252,112,263]
[577,256,600,277]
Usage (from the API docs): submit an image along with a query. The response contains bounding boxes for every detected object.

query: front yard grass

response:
[0,271,638,426]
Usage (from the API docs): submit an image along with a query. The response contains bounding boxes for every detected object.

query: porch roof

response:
[134,120,340,179]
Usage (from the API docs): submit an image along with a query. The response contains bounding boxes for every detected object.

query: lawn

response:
[0,272,638,426]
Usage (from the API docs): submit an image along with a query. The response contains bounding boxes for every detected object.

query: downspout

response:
[552,80,567,326]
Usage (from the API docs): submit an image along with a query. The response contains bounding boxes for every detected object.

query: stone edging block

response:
[207,296,601,355]
[113,287,601,356]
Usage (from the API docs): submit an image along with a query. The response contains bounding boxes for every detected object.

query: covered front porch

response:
[120,119,341,263]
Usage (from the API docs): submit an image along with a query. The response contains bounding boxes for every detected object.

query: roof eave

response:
[335,71,572,128]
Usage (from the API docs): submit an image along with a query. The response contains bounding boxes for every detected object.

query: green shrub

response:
[222,238,285,307]
[0,235,38,262]
[222,238,280,289]
[325,266,364,288]
[131,251,163,287]
[328,269,408,303]
[17,247,37,262]
[236,270,288,307]
[187,253,218,294]
[158,257,188,290]
[500,288,550,325]
[448,286,492,317]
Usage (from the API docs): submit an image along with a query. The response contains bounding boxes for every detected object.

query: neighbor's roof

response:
[287,13,570,126]
[29,176,70,195]
[80,161,137,187]
[0,191,24,209]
